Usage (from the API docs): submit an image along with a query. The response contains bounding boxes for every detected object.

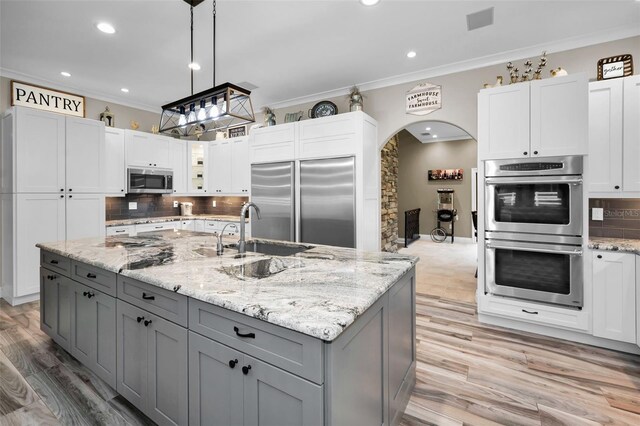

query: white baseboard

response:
[2,292,40,306]
[479,313,640,355]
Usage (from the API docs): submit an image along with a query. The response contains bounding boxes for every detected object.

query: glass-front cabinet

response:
[187,141,208,194]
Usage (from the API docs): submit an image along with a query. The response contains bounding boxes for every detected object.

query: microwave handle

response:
[485,177,583,185]
[486,243,582,256]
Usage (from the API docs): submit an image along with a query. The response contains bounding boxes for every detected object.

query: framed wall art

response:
[597,54,633,80]
[428,169,463,181]
[227,125,246,138]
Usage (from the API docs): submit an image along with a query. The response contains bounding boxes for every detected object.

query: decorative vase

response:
[264,112,276,127]
[350,94,363,112]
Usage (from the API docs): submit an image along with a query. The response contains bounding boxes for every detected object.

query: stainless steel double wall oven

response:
[484,156,584,308]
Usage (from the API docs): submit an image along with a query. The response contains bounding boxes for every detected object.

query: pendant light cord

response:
[190,5,194,95]
[212,0,216,87]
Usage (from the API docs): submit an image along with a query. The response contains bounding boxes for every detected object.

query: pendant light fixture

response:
[159,0,255,137]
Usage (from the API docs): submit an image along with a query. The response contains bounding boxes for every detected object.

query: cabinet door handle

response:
[614,185,620,190]
[142,293,155,300]
[523,151,528,156]
[597,255,602,259]
[229,359,238,369]
[83,291,89,297]
[50,260,59,265]
[88,292,95,299]
[137,316,145,323]
[242,365,252,375]
[144,319,152,327]
[86,273,97,279]
[68,188,72,192]
[522,309,538,315]
[533,151,538,155]
[47,275,55,280]
[234,326,255,339]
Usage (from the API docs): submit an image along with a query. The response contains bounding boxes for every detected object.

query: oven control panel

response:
[500,162,563,172]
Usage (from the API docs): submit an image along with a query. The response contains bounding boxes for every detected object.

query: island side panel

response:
[324,267,415,426]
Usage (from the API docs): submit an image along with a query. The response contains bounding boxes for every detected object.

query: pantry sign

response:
[406,82,441,116]
[11,80,85,118]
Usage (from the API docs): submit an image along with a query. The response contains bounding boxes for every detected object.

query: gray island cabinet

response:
[37,231,417,426]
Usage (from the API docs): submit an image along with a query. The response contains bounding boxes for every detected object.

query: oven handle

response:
[485,177,583,185]
[486,243,582,256]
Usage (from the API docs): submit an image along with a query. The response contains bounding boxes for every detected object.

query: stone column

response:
[381,135,399,252]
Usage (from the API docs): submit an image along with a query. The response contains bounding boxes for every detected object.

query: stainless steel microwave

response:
[127,167,173,194]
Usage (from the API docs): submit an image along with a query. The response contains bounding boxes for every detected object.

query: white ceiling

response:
[405,120,472,143]
[1,1,638,112]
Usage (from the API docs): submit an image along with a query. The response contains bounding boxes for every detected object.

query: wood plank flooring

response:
[2,239,639,425]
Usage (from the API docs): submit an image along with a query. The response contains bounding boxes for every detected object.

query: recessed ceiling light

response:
[407,51,417,59]
[60,71,71,77]
[121,88,129,93]
[97,22,116,34]
[432,135,438,138]
[360,0,380,6]
[425,127,431,131]
[188,62,201,71]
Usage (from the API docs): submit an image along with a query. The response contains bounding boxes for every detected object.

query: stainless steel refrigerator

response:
[251,157,356,248]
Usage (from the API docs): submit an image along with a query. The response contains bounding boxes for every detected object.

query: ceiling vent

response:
[466,7,494,31]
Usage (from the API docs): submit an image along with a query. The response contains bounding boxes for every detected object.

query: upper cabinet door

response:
[66,117,105,193]
[209,140,231,194]
[230,137,250,194]
[188,141,208,194]
[105,128,126,195]
[530,73,588,157]
[249,123,296,164]
[478,84,530,160]
[588,79,623,193]
[15,108,66,193]
[623,75,640,192]
[168,140,187,194]
[297,113,358,159]
[125,130,169,169]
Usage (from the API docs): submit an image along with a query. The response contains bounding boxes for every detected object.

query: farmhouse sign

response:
[406,82,441,116]
[11,81,85,117]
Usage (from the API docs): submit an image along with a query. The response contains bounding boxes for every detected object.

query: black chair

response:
[471,211,478,278]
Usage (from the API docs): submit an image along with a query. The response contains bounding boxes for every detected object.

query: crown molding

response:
[266,24,640,110]
[0,68,161,114]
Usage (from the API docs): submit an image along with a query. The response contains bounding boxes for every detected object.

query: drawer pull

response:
[137,316,145,323]
[144,319,153,327]
[86,273,97,279]
[522,309,538,315]
[115,230,125,233]
[242,365,252,375]
[597,255,602,259]
[47,275,56,280]
[83,291,95,299]
[229,359,238,369]
[50,260,59,265]
[234,326,255,339]
[142,293,155,300]
[155,226,163,229]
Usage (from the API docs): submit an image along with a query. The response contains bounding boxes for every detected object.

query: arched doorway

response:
[381,120,477,252]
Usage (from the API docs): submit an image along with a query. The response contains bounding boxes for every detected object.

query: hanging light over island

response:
[159,0,255,137]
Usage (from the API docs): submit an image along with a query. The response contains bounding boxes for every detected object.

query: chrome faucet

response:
[215,222,236,256]
[238,202,261,254]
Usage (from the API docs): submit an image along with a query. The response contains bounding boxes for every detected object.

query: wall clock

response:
[309,101,338,118]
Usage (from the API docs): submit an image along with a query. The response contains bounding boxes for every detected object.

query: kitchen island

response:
[37,230,418,426]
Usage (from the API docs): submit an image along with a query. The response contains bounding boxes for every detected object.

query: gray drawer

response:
[117,275,188,327]
[71,261,117,297]
[189,299,323,384]
[41,251,71,276]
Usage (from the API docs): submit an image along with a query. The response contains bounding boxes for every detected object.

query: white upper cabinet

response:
[297,114,358,159]
[478,73,587,160]
[588,79,623,193]
[66,117,105,193]
[622,75,640,192]
[105,128,126,195]
[230,137,250,194]
[249,123,296,164]
[168,139,187,194]
[209,140,231,194]
[478,83,530,160]
[15,108,66,193]
[530,73,588,157]
[188,141,208,194]
[588,75,640,194]
[592,251,636,344]
[125,130,169,169]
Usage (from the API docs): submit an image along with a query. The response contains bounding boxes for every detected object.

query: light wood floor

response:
[1,240,639,425]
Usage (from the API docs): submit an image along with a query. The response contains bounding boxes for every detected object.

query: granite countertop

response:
[588,237,640,256]
[37,231,418,341]
[106,214,248,227]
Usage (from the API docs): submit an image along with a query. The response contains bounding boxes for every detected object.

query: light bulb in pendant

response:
[208,97,219,118]
[197,100,207,120]
[178,106,187,126]
[188,104,196,123]
[213,101,227,120]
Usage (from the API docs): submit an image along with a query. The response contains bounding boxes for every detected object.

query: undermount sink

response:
[243,241,310,257]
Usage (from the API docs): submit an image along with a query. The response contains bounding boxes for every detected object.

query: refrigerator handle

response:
[291,162,296,242]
